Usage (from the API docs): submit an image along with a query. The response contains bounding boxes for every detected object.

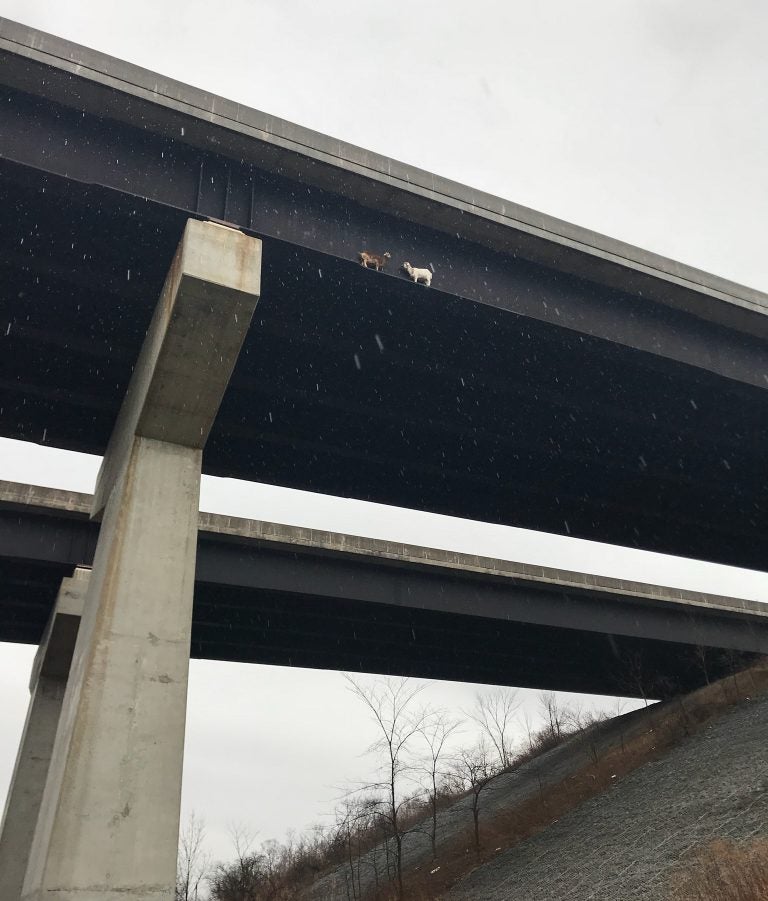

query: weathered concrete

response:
[0,568,88,900]
[93,217,262,515]
[21,221,261,901]
[22,442,202,901]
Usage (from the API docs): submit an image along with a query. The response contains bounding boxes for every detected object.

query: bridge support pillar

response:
[21,220,261,901]
[0,568,88,900]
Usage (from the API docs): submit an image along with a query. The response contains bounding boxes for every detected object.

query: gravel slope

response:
[448,693,768,900]
[304,704,660,900]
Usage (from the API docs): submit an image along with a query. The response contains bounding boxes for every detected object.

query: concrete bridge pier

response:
[20,219,262,901]
[0,568,89,899]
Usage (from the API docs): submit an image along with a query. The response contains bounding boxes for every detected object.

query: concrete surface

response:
[21,222,261,900]
[0,569,87,901]
[93,218,262,514]
[22,442,201,901]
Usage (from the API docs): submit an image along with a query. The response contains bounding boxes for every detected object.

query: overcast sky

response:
[1,0,767,865]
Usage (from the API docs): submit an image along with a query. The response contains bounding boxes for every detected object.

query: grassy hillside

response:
[445,662,768,901]
[300,661,768,900]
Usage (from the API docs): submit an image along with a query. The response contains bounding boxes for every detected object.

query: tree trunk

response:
[395,834,404,900]
[431,793,438,859]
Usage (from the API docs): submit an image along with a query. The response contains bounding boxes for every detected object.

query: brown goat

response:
[358,250,391,271]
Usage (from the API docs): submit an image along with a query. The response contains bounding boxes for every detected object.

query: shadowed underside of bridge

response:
[1,483,766,699]
[2,23,767,901]
[1,20,768,573]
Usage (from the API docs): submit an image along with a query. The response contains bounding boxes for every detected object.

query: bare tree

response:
[334,794,383,900]
[521,708,537,754]
[450,739,497,856]
[538,690,570,741]
[612,697,629,719]
[344,674,430,900]
[261,839,282,900]
[692,644,712,686]
[176,811,211,901]
[466,687,520,769]
[209,823,263,901]
[622,652,650,706]
[417,710,462,859]
[334,798,359,900]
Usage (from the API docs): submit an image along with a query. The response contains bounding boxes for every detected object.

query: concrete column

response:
[0,568,88,900]
[22,220,261,901]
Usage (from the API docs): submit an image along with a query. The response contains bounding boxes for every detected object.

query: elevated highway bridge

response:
[1,19,767,900]
[1,480,765,700]
[1,18,768,570]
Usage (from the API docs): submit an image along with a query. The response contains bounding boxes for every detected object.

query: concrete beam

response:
[93,217,262,516]
[0,568,88,901]
[22,221,261,901]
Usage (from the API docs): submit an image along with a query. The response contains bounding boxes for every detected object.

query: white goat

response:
[402,262,432,287]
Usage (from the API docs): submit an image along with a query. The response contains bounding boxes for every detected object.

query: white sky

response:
[1,0,767,865]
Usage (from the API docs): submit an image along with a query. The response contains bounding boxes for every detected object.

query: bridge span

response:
[2,480,766,700]
[1,19,768,901]
[2,18,768,570]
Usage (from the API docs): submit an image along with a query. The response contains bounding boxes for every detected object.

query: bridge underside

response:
[1,496,763,699]
[1,35,768,571]
[2,24,766,900]
[1,158,767,571]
